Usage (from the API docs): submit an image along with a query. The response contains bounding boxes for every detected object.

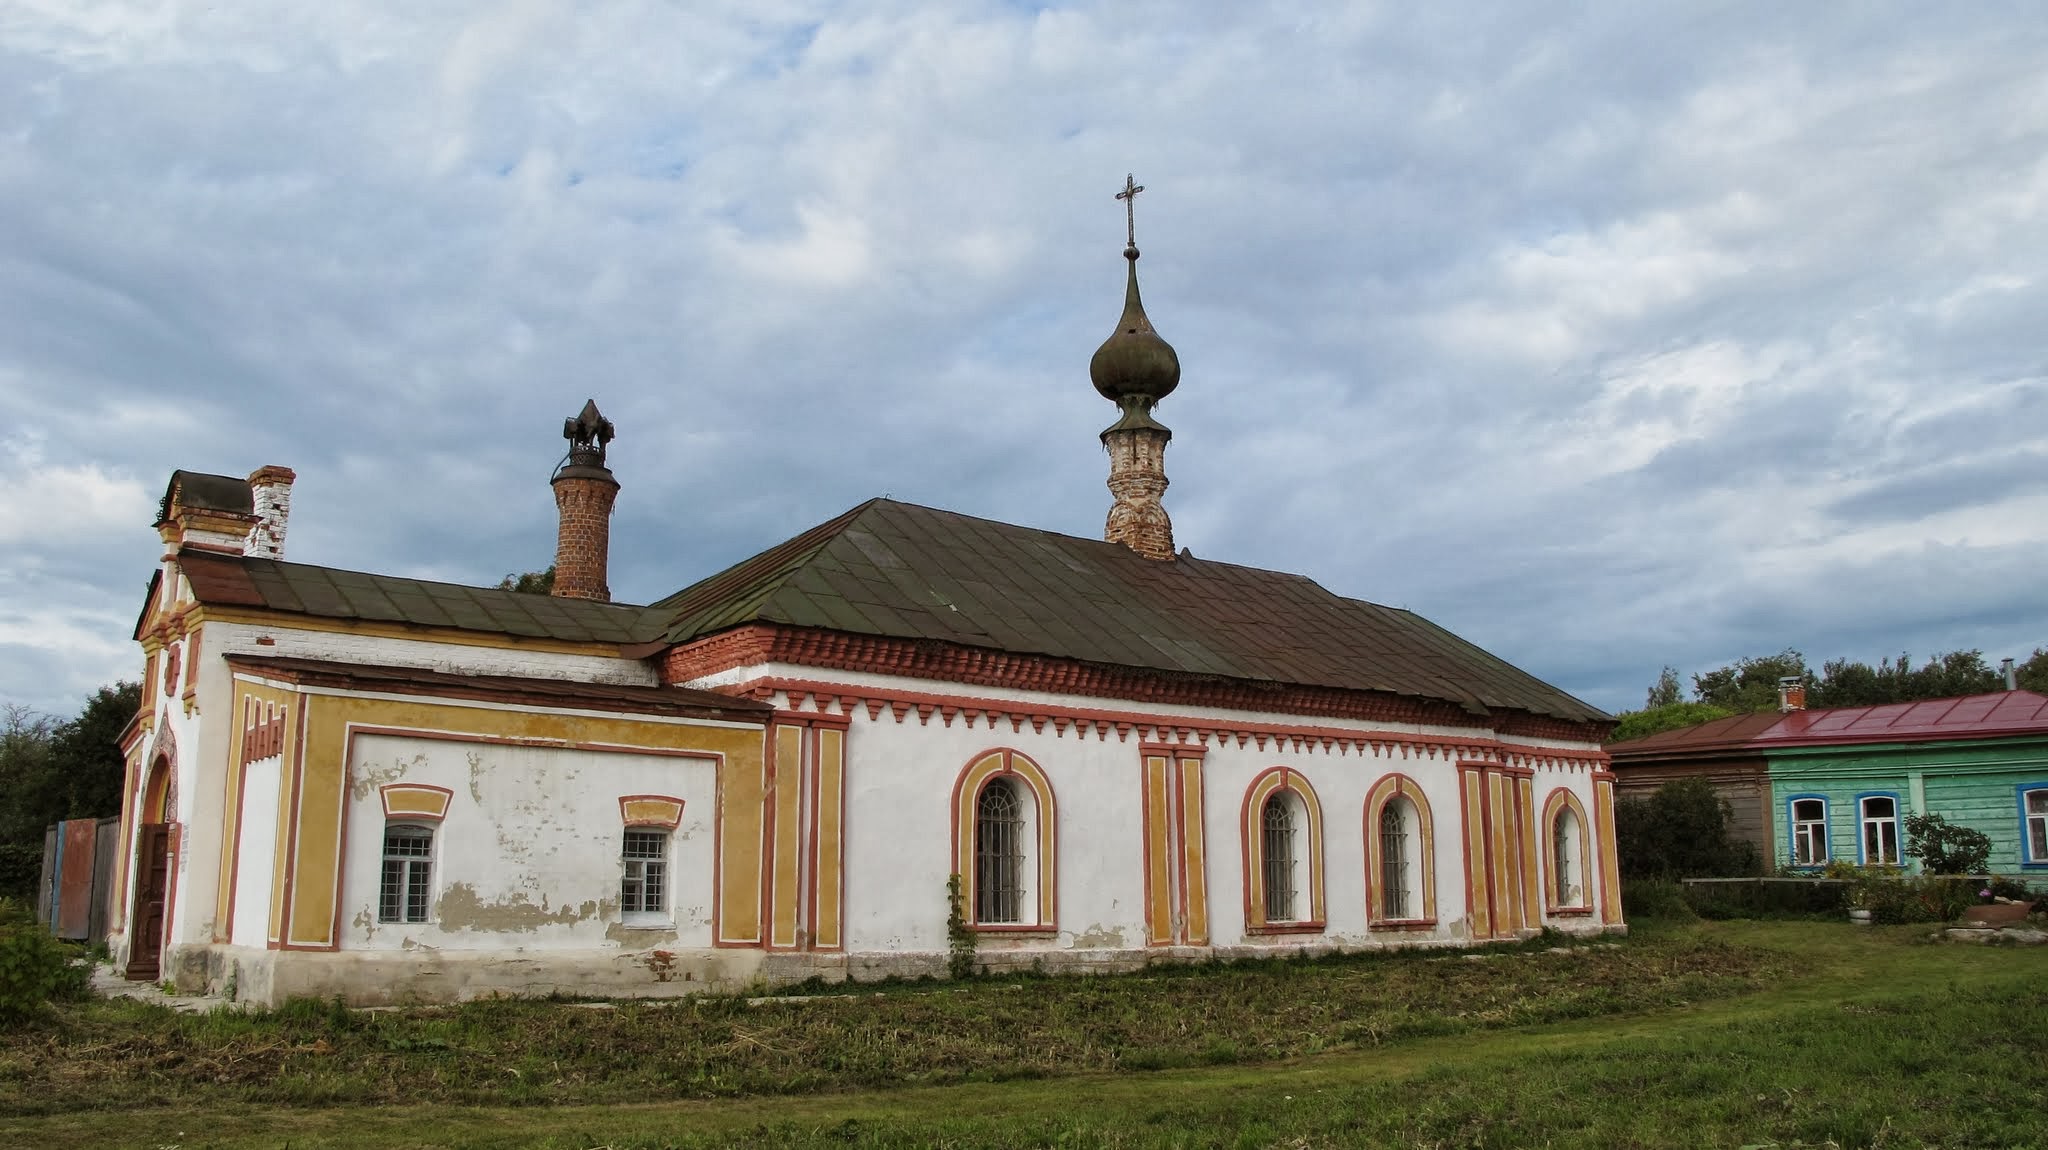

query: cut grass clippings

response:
[0,930,1785,1116]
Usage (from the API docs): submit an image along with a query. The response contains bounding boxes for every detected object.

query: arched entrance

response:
[124,754,176,981]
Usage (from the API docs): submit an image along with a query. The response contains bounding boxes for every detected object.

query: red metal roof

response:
[1755,690,2048,746]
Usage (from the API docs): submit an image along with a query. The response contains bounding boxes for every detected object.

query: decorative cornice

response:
[719,673,1610,774]
[661,623,1609,744]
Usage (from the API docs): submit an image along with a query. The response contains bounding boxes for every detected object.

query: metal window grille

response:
[975,779,1024,924]
[2028,791,2048,861]
[1262,794,1297,922]
[621,830,668,915]
[1791,799,1828,866]
[380,824,434,924]
[1860,796,1898,864]
[1553,810,1579,906]
[1379,801,1410,919]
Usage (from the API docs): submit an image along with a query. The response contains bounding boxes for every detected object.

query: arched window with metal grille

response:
[975,777,1025,924]
[1379,799,1412,920]
[1261,793,1298,922]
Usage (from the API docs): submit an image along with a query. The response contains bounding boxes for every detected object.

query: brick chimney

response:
[551,399,619,602]
[245,466,296,559]
[1777,676,1807,713]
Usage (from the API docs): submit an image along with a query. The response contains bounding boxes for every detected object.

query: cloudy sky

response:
[3,2,2045,719]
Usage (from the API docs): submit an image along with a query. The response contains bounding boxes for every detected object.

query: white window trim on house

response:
[1788,795,1829,869]
[1857,793,1901,866]
[2021,784,2048,868]
[620,828,670,925]
[379,823,435,925]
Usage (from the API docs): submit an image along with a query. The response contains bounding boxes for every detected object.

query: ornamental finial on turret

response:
[561,398,615,470]
[1089,174,1181,408]
[1092,175,1179,561]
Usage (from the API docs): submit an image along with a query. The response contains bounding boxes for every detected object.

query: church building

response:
[114,191,1622,1005]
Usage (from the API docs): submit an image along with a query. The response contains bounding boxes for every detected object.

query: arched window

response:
[1552,807,1582,908]
[1380,800,1412,919]
[1365,774,1436,926]
[950,749,1057,929]
[976,778,1025,924]
[1241,768,1324,931]
[1788,796,1829,868]
[1858,794,1900,865]
[1261,793,1298,922]
[1541,788,1592,914]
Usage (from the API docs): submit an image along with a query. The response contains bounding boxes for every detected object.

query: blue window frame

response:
[1786,794,1829,868]
[2019,783,2048,869]
[1854,792,1902,866]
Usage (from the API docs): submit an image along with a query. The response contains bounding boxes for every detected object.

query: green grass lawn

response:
[2,921,2043,1148]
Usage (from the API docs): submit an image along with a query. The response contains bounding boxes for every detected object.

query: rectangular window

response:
[1859,795,1899,865]
[1790,798,1828,867]
[379,824,434,924]
[2025,789,2048,863]
[621,830,668,916]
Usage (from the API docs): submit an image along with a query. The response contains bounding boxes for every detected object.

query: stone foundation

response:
[162,920,1627,1006]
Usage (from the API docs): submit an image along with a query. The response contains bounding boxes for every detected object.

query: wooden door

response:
[125,824,170,981]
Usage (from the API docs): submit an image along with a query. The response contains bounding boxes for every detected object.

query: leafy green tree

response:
[48,682,142,822]
[497,566,556,595]
[1903,812,1991,876]
[2014,647,2048,693]
[1609,702,1735,744]
[1692,650,1811,713]
[1644,666,1683,709]
[1810,650,2005,708]
[1614,777,1756,879]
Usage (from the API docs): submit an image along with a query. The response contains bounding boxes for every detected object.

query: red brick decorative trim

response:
[661,623,1609,742]
[721,674,1612,773]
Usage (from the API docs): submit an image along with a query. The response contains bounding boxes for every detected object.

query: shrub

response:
[1620,879,1696,921]
[0,897,91,1020]
[1903,813,1991,876]
[1615,778,1756,879]
[1679,879,1849,920]
[1853,872,1978,924]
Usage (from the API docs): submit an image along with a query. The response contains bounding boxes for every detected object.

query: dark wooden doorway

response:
[125,823,170,981]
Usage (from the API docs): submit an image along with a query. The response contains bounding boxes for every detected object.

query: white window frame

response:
[2021,785,2048,867]
[379,823,435,925]
[621,829,670,924]
[1788,796,1829,868]
[1858,793,1901,866]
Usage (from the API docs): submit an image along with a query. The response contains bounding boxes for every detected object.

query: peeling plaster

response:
[466,750,485,804]
[606,922,680,946]
[1069,924,1126,949]
[435,883,610,934]
[350,753,425,801]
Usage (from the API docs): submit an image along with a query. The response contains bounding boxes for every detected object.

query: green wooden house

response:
[1612,691,2048,875]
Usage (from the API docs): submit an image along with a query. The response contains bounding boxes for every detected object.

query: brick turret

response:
[1090,176,1181,562]
[551,400,619,602]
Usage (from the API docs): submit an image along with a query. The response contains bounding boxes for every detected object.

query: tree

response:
[1609,701,1734,744]
[497,566,555,595]
[0,706,56,902]
[1613,777,1756,879]
[2014,647,2048,694]
[1692,650,1810,713]
[1809,650,2006,708]
[1903,812,1991,876]
[1644,666,1683,709]
[48,681,142,822]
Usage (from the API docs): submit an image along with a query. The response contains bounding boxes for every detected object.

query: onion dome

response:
[1089,245,1181,404]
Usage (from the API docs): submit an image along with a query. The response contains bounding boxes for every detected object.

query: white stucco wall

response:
[231,754,282,946]
[828,682,1605,956]
[339,734,719,951]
